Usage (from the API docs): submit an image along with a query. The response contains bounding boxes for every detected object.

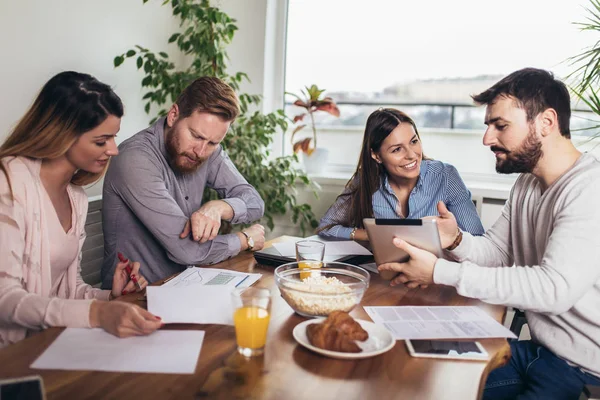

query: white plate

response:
[292,318,395,360]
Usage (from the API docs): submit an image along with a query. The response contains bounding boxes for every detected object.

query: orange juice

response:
[298,260,323,279]
[233,306,270,349]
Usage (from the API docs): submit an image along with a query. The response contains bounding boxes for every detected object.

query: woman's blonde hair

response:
[0,71,124,195]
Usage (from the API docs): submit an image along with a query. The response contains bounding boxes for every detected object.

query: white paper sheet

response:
[147,285,235,325]
[162,267,261,289]
[365,306,517,340]
[31,328,204,374]
[272,239,372,258]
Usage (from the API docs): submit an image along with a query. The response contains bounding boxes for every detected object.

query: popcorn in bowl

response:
[275,262,370,318]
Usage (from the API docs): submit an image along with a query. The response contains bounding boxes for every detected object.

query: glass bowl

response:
[274,262,370,318]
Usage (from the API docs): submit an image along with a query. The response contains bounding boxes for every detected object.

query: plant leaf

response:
[314,100,341,117]
[113,55,125,67]
[293,113,306,123]
[293,99,308,108]
[290,124,306,146]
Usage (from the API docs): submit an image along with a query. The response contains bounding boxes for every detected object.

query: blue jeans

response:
[483,340,600,400]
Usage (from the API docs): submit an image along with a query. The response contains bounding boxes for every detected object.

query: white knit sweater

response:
[435,153,600,378]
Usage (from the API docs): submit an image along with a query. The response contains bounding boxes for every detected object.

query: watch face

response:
[248,236,255,247]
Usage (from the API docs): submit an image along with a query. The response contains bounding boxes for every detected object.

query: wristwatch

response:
[241,231,254,251]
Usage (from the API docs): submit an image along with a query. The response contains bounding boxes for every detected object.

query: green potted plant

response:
[113,0,318,235]
[287,84,340,174]
[568,0,600,136]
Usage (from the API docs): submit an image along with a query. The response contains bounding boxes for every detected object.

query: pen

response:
[235,275,250,288]
[117,252,142,291]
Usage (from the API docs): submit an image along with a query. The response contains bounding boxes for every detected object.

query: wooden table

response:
[0,236,510,400]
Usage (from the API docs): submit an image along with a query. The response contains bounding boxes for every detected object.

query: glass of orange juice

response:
[231,287,271,357]
[295,240,325,279]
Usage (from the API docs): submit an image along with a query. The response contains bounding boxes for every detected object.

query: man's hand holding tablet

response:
[365,201,462,288]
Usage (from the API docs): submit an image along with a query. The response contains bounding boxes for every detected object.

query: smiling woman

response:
[317,108,485,240]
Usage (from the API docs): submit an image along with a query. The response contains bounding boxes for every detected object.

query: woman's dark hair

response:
[0,71,124,194]
[318,108,424,231]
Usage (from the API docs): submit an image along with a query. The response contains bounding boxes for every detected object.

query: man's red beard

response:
[165,125,207,174]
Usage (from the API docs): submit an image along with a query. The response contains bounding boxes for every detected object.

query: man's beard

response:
[491,125,543,174]
[165,126,206,174]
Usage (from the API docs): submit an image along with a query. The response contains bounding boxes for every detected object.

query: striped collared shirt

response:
[317,160,485,238]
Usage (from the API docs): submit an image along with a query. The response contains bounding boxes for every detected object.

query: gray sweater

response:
[435,153,600,378]
[100,118,264,288]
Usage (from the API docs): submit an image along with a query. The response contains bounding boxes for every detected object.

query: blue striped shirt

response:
[317,160,485,238]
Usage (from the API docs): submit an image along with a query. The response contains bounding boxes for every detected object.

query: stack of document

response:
[31,267,256,374]
[365,306,517,340]
[146,267,262,325]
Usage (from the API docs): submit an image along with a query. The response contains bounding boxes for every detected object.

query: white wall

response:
[0,0,184,196]
[216,0,269,99]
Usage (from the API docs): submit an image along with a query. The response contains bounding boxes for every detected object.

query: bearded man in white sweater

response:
[378,68,600,400]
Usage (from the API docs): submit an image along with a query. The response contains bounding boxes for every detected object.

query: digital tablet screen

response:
[408,340,487,358]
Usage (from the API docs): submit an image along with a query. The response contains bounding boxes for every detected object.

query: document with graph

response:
[161,267,261,289]
[365,306,517,340]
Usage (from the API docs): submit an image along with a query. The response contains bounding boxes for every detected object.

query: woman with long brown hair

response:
[0,71,161,348]
[318,108,483,241]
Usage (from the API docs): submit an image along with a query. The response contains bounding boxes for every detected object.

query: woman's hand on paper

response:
[378,238,437,288]
[90,301,162,338]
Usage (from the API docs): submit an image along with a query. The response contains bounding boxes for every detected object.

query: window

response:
[284,0,598,176]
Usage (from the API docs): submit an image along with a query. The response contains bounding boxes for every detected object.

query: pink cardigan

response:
[0,156,110,347]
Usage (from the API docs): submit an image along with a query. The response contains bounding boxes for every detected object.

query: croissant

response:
[306,311,369,353]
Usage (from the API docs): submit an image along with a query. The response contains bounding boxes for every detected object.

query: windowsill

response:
[307,168,516,200]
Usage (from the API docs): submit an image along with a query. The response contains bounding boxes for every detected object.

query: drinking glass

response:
[231,287,272,357]
[295,240,325,279]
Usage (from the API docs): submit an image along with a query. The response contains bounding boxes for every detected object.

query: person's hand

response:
[89,300,162,338]
[378,238,438,289]
[239,224,265,251]
[180,200,232,243]
[111,259,148,297]
[423,201,459,249]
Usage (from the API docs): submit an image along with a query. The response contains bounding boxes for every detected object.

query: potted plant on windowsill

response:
[287,85,340,174]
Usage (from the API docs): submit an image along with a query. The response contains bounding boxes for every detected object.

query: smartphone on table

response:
[0,375,45,400]
[405,339,488,361]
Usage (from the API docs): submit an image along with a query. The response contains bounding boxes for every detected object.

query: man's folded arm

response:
[109,150,241,266]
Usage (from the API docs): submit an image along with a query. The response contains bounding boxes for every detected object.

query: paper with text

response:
[147,285,235,325]
[162,267,261,289]
[272,239,372,258]
[365,306,517,340]
[31,329,204,374]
